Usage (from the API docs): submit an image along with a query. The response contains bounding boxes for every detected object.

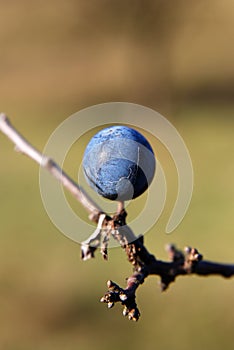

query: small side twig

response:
[100,215,234,320]
[0,114,233,322]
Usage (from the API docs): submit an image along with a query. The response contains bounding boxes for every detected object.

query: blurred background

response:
[0,0,234,349]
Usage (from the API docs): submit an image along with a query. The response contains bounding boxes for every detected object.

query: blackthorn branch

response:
[0,114,233,322]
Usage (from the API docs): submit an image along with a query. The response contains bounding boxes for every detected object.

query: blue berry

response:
[83,125,156,201]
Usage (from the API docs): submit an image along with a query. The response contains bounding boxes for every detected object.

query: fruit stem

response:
[117,201,125,215]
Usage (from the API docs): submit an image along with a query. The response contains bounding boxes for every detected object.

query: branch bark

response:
[0,114,102,221]
[0,114,233,321]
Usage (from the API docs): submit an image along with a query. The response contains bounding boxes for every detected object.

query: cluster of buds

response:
[100,280,140,321]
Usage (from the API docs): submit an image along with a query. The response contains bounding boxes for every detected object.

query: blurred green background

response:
[0,1,234,349]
